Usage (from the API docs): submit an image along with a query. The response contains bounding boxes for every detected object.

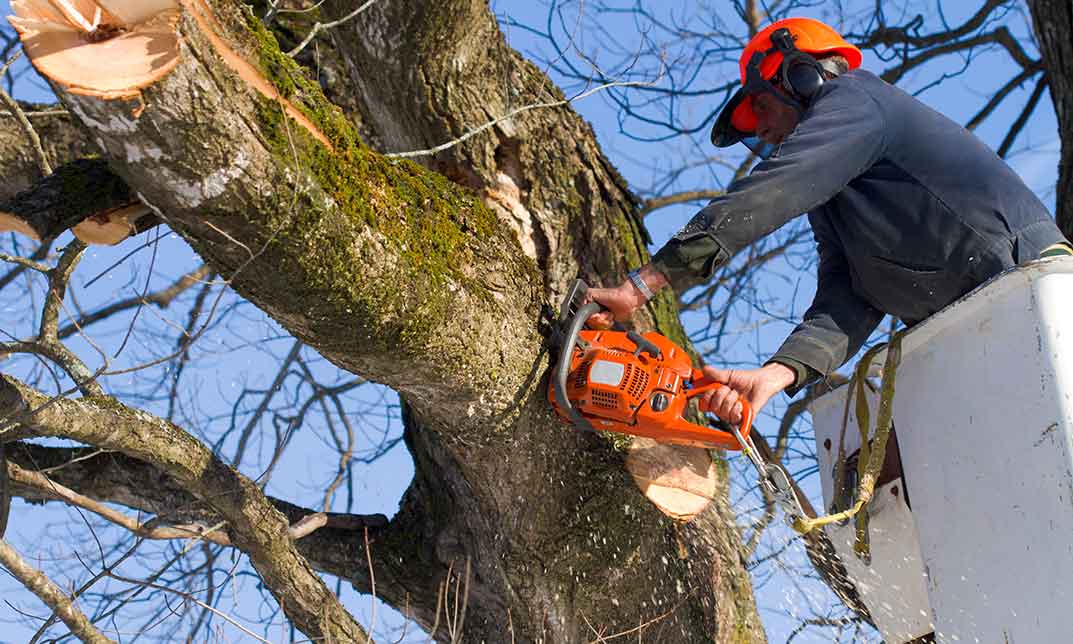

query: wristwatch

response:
[628,269,654,301]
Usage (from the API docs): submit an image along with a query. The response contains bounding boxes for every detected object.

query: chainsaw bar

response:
[732,424,810,525]
[744,430,875,626]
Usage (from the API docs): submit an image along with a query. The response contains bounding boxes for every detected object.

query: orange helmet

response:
[711,17,862,149]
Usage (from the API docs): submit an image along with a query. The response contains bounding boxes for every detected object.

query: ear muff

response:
[770,28,826,103]
[782,54,825,101]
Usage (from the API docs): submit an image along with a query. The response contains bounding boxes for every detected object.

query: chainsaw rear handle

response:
[554,300,603,434]
[685,375,756,444]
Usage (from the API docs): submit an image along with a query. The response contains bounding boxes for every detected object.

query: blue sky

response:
[0,1,1062,642]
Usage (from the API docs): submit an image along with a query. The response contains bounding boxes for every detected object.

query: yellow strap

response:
[794,333,903,552]
[1041,242,1073,258]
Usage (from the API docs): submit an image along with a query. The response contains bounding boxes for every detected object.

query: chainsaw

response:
[546,279,873,624]
[547,279,809,525]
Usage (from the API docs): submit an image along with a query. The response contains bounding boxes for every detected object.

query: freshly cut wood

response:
[626,437,717,521]
[8,0,181,101]
[0,211,41,240]
[71,202,148,244]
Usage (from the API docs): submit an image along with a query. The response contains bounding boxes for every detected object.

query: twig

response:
[105,568,274,644]
[0,251,51,273]
[640,190,724,217]
[0,51,52,176]
[0,108,68,119]
[231,339,303,466]
[997,74,1047,158]
[57,265,211,339]
[287,0,381,58]
[385,77,663,160]
[364,527,376,644]
[7,462,232,546]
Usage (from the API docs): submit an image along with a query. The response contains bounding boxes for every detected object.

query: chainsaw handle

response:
[685,377,756,442]
[554,300,603,434]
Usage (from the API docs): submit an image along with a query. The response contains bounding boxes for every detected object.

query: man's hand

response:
[585,282,644,328]
[585,264,669,328]
[698,362,797,424]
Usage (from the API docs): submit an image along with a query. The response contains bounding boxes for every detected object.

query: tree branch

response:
[4,439,445,631]
[997,74,1048,158]
[0,375,373,643]
[0,158,149,242]
[0,539,115,644]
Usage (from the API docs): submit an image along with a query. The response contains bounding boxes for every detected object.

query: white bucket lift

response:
[809,257,1073,643]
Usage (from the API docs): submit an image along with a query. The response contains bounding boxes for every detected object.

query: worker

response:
[587,17,1071,423]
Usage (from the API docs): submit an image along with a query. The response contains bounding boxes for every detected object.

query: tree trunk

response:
[5,1,763,641]
[1028,0,1073,237]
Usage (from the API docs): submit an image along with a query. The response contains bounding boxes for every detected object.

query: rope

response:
[793,331,903,562]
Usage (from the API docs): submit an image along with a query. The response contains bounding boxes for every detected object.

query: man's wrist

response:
[628,269,654,301]
[625,264,669,301]
[761,361,797,390]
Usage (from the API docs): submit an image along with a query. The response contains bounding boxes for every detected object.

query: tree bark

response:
[1028,0,1073,237]
[0,104,95,202]
[0,375,373,643]
[4,1,762,641]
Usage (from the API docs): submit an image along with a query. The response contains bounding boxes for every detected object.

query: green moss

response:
[237,8,511,356]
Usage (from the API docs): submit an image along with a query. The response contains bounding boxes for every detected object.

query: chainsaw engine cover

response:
[548,329,739,448]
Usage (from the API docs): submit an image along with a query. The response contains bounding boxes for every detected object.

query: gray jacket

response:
[651,69,1065,392]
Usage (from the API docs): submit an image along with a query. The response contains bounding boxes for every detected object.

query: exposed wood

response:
[626,438,717,521]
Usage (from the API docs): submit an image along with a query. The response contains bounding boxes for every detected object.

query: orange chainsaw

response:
[546,281,872,623]
[548,279,755,451]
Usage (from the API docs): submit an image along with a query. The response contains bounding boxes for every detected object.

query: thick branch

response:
[0,103,95,203]
[0,158,152,242]
[0,376,372,643]
[5,440,446,631]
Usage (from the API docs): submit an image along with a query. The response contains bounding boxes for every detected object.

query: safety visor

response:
[710,50,786,155]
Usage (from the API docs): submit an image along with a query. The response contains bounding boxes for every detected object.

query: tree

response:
[0,1,761,642]
[0,0,1065,642]
[1027,0,1073,237]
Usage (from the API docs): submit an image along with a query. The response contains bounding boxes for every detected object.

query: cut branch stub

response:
[0,157,150,245]
[8,1,182,101]
[626,438,718,521]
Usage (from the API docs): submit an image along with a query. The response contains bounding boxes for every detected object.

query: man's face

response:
[752,86,801,145]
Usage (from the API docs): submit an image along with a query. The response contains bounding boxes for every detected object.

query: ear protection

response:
[769,27,826,103]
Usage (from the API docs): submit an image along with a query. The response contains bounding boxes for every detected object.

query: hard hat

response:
[711,17,862,151]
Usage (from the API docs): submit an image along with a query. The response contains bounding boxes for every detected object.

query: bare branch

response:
[385,77,664,159]
[0,376,373,643]
[997,74,1049,158]
[640,190,723,217]
[57,265,212,340]
[0,539,115,644]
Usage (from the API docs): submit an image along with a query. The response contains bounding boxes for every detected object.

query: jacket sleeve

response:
[768,210,884,394]
[651,78,888,291]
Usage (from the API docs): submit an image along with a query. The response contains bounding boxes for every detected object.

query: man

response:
[588,17,1070,423]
